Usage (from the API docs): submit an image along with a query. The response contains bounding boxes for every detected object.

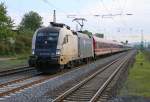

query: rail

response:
[52,52,132,102]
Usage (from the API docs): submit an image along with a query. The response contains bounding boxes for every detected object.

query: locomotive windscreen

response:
[35,28,60,57]
[36,32,59,48]
[37,32,58,42]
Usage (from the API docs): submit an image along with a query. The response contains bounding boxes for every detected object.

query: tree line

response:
[0,3,42,55]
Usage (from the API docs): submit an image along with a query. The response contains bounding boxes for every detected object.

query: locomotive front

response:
[29,27,61,71]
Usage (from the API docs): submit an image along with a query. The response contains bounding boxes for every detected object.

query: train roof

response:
[93,35,123,45]
[76,32,92,39]
[50,22,70,30]
[37,26,61,33]
[36,22,71,33]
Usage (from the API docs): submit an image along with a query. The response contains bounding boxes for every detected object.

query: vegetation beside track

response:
[0,54,28,72]
[120,50,150,97]
[0,3,40,56]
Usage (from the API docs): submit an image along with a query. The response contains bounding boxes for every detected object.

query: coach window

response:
[101,43,103,48]
[104,43,106,48]
[105,43,107,48]
[98,43,99,48]
[99,42,101,48]
[103,43,105,48]
[63,35,68,44]
[99,43,102,48]
[96,43,99,48]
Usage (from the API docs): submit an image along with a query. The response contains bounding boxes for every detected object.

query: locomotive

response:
[29,22,127,72]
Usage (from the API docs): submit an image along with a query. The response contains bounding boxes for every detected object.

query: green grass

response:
[0,54,29,72]
[120,50,150,97]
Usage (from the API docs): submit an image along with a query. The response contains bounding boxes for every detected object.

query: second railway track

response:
[0,73,53,98]
[52,51,133,102]
[0,66,35,77]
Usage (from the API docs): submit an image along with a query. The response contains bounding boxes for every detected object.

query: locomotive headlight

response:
[56,49,61,55]
[32,49,35,55]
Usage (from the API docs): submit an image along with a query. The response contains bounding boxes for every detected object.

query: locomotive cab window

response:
[37,32,59,42]
[63,35,68,44]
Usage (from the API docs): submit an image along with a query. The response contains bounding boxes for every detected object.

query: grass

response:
[120,50,150,97]
[0,53,29,72]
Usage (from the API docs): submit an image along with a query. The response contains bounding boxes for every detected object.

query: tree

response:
[0,3,14,40]
[0,3,16,55]
[125,40,128,45]
[95,33,104,38]
[19,11,43,32]
[82,30,92,36]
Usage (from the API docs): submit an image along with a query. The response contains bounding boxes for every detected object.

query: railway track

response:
[0,66,35,77]
[0,74,52,99]
[0,66,44,99]
[52,51,133,102]
[0,67,78,99]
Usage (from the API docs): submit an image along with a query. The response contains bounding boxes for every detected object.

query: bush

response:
[0,41,14,55]
[144,51,150,62]
[0,34,32,56]
[0,42,6,55]
[15,35,32,54]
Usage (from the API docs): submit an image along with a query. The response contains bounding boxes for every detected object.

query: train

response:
[28,22,129,72]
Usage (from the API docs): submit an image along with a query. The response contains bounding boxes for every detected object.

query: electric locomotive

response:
[29,22,94,72]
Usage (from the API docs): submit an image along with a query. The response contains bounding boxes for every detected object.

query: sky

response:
[1,0,150,43]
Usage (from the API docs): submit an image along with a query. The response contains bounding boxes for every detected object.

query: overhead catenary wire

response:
[117,0,132,27]
[95,0,130,41]
[116,0,134,33]
[112,0,132,29]
[42,0,92,18]
[42,0,68,16]
[99,0,130,27]
[95,0,121,36]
